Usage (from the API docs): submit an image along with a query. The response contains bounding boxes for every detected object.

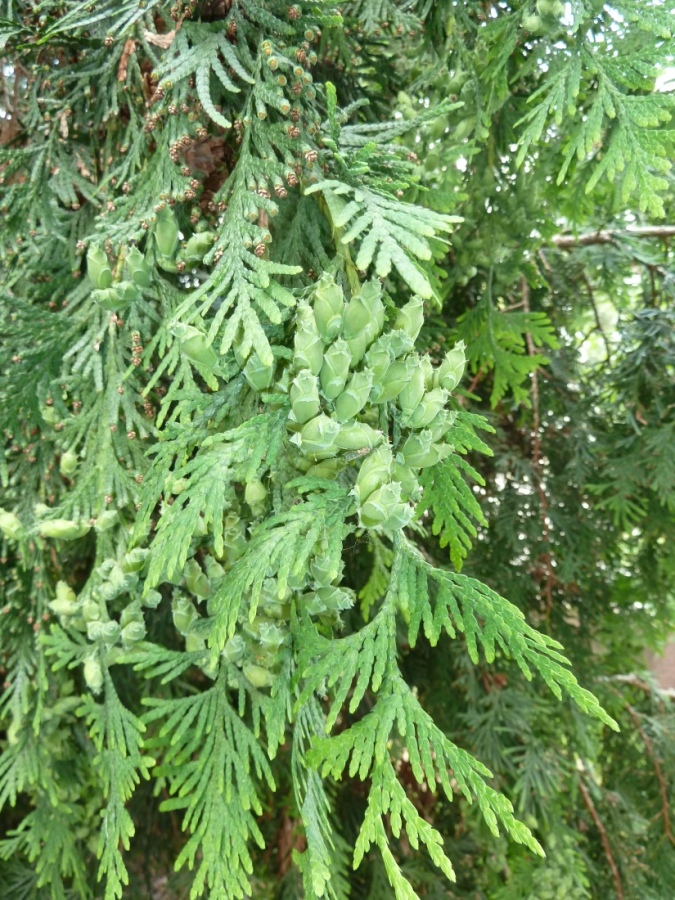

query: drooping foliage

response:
[0,2,674,899]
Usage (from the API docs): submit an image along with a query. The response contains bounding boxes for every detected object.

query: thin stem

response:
[552,226,675,249]
[620,697,674,845]
[582,273,612,363]
[578,775,624,900]
[521,276,555,617]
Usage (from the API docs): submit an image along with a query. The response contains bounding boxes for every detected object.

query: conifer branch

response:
[552,226,675,249]
[621,699,674,846]
[521,275,555,618]
[578,775,624,900]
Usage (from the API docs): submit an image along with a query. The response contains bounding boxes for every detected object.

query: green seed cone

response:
[360,481,404,527]
[408,388,449,429]
[222,635,245,664]
[93,510,118,532]
[120,600,144,628]
[180,231,216,267]
[401,434,451,468]
[184,558,211,599]
[292,414,341,460]
[364,341,393,383]
[258,621,287,650]
[49,596,78,617]
[376,358,416,403]
[354,446,393,504]
[185,632,206,653]
[59,450,78,477]
[343,292,373,339]
[381,500,415,531]
[91,287,129,311]
[399,431,434,467]
[172,323,219,369]
[0,509,24,540]
[313,274,344,341]
[244,351,275,391]
[290,370,321,425]
[49,581,78,617]
[320,339,352,399]
[420,355,434,389]
[361,282,386,345]
[122,620,147,646]
[142,590,162,609]
[222,514,247,564]
[82,598,101,622]
[334,370,374,423]
[394,296,424,341]
[434,341,466,392]
[294,303,324,375]
[346,331,368,366]
[202,557,225,586]
[245,479,268,517]
[83,654,104,694]
[426,410,456,442]
[56,580,77,604]
[398,363,426,418]
[387,330,416,359]
[86,245,113,289]
[306,457,344,479]
[119,281,141,303]
[157,254,178,273]
[243,664,275,688]
[101,620,122,643]
[392,462,421,501]
[155,206,180,258]
[310,554,343,587]
[316,586,354,611]
[121,548,149,574]
[125,246,153,288]
[40,519,90,540]
[172,595,199,635]
[334,421,384,451]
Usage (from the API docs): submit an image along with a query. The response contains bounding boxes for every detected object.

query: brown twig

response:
[457,369,484,408]
[466,369,484,395]
[521,276,555,616]
[117,38,136,82]
[521,277,540,467]
[581,273,612,363]
[538,247,553,272]
[578,775,624,900]
[622,700,674,845]
[552,226,675,249]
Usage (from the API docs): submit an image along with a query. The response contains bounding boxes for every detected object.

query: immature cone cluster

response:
[208,274,466,688]
[43,273,467,693]
[216,527,354,689]
[85,208,215,312]
[154,206,216,272]
[47,548,162,692]
[154,488,356,688]
[276,273,466,531]
[87,244,144,311]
